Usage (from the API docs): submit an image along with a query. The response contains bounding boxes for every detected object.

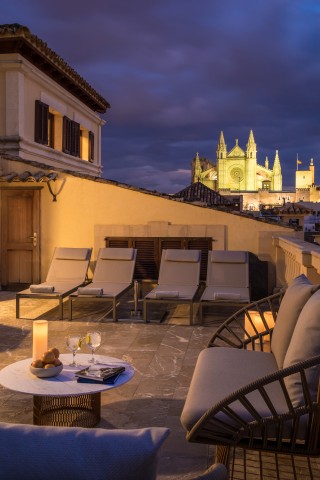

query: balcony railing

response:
[273,235,320,287]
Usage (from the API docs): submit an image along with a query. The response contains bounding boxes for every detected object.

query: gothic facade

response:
[192,130,282,193]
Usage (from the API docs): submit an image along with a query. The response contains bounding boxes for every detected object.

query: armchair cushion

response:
[0,423,169,480]
[283,289,320,406]
[271,274,319,368]
[181,347,283,432]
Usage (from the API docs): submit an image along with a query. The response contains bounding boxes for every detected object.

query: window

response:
[35,101,93,161]
[89,131,94,162]
[35,100,55,148]
[62,116,80,157]
[35,100,49,145]
[262,181,271,190]
[48,112,55,148]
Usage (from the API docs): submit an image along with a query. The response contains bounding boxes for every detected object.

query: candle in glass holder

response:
[245,311,275,343]
[32,320,48,360]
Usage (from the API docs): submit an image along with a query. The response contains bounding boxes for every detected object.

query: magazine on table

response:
[75,365,125,384]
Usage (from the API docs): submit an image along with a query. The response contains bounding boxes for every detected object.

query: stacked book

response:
[75,365,125,384]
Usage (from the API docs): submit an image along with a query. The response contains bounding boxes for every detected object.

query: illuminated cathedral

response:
[192,130,282,192]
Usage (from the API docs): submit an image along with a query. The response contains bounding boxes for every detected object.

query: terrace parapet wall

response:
[272,235,320,287]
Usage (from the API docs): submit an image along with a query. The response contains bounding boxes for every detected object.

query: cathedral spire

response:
[216,131,227,159]
[273,150,281,172]
[218,130,226,146]
[272,150,282,190]
[194,152,202,182]
[246,129,257,159]
[247,129,255,146]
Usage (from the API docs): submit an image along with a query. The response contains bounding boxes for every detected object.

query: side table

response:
[0,353,134,428]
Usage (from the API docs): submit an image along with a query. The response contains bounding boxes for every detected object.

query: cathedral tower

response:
[272,150,282,190]
[245,129,257,191]
[193,152,202,182]
[217,131,227,189]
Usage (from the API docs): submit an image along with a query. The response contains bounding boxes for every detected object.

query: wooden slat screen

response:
[104,237,211,281]
[187,238,211,281]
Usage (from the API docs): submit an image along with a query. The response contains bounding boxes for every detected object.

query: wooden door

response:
[1,189,40,287]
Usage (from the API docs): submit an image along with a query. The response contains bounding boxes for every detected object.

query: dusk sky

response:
[3,1,320,193]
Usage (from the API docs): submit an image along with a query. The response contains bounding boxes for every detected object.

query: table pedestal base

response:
[33,392,101,427]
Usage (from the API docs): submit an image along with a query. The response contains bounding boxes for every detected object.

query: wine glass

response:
[85,331,102,364]
[66,334,82,366]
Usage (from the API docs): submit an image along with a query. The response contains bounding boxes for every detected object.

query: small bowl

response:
[30,363,63,378]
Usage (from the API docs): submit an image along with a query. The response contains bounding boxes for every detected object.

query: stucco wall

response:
[0,161,294,282]
[39,173,293,278]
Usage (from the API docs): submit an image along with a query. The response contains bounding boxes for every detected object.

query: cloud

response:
[3,0,320,190]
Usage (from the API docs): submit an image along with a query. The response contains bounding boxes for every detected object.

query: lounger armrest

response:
[207,290,285,350]
[187,354,320,454]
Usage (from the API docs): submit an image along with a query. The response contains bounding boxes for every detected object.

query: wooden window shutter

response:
[71,121,80,157]
[105,238,130,248]
[133,239,159,280]
[104,237,159,280]
[159,238,184,251]
[34,100,49,144]
[186,238,211,281]
[104,236,210,281]
[89,131,94,162]
[62,116,72,154]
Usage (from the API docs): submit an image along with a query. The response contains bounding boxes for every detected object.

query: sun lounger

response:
[143,249,201,325]
[199,250,250,322]
[68,247,137,321]
[16,247,92,320]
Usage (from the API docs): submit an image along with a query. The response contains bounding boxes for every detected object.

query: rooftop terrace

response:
[0,285,319,479]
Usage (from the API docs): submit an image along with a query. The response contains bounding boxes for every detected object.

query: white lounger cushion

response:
[205,250,249,289]
[271,274,319,369]
[165,249,200,263]
[92,249,136,284]
[54,248,91,260]
[99,248,134,261]
[283,289,320,407]
[46,248,92,284]
[210,251,247,264]
[158,250,201,286]
[0,423,169,480]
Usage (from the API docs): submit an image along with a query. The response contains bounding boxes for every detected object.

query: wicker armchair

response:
[207,290,284,350]
[181,279,320,480]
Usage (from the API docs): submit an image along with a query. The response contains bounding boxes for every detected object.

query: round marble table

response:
[0,353,134,427]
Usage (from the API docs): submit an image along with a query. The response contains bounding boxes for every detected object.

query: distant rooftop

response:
[173,182,233,206]
[0,23,110,113]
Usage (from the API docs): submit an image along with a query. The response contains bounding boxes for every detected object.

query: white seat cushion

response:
[181,347,282,432]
